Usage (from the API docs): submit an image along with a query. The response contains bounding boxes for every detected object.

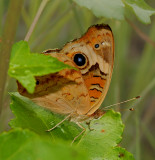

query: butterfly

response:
[17,24,114,139]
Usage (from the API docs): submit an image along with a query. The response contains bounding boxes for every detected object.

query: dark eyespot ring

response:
[94,44,99,48]
[73,53,86,67]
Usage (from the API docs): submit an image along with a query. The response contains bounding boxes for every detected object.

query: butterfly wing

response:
[18,24,114,116]
[18,52,91,115]
[60,24,114,115]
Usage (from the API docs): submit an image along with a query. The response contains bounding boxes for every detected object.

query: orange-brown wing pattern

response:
[18,52,91,115]
[60,24,114,115]
[17,24,114,117]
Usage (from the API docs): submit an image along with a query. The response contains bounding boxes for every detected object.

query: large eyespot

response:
[73,53,88,68]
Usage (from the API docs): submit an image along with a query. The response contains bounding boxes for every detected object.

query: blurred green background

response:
[0,0,155,160]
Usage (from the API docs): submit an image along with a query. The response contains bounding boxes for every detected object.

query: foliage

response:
[8,41,74,93]
[74,0,155,24]
[0,128,89,160]
[0,0,155,160]
[1,92,134,160]
[9,92,80,140]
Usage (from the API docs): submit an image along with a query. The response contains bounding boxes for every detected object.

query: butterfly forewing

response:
[17,24,114,118]
[61,24,114,115]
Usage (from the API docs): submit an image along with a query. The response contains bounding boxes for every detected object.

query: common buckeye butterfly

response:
[17,24,114,138]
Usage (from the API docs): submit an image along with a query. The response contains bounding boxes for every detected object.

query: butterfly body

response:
[18,24,114,122]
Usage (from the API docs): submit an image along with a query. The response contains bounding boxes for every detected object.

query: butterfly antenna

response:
[104,96,140,110]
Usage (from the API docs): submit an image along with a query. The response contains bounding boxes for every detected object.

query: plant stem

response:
[141,123,155,150]
[126,18,155,48]
[24,0,49,41]
[69,0,84,34]
[0,0,4,35]
[129,18,155,97]
[33,10,73,51]
[0,0,24,115]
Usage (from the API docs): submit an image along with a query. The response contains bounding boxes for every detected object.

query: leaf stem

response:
[126,18,155,48]
[24,0,49,41]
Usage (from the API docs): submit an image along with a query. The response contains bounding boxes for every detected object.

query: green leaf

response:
[124,0,155,24]
[78,110,135,160]
[9,92,134,159]
[74,0,155,24]
[113,147,135,160]
[10,41,30,60]
[9,92,81,141]
[73,0,125,20]
[0,128,89,160]
[8,41,74,93]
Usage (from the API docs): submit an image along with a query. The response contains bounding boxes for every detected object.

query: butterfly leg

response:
[47,114,71,132]
[71,122,85,146]
[86,121,94,131]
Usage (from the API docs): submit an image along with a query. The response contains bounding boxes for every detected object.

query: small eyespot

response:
[73,53,86,67]
[94,44,99,48]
